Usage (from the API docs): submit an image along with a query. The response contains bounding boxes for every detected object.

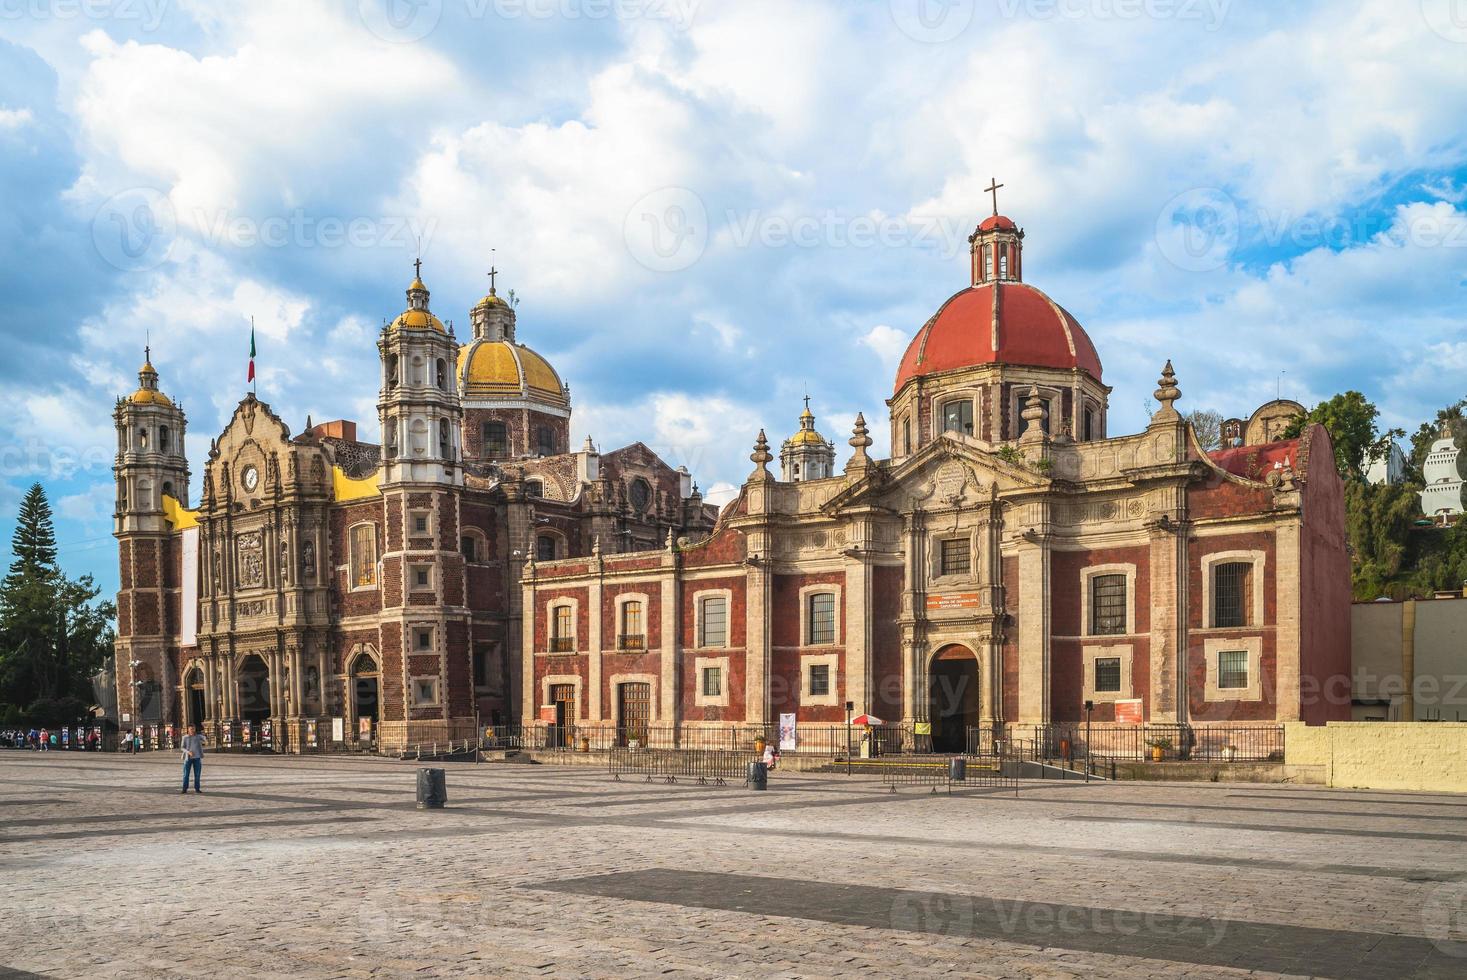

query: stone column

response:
[1147,523,1182,723]
[1015,529,1052,724]
[1275,517,1302,721]
[844,546,872,716]
[588,554,604,722]
[660,568,678,731]
[745,558,772,727]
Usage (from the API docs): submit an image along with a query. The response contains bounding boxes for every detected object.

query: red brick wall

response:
[1050,546,1151,723]
[1187,531,1277,721]
[681,527,746,567]
[1297,424,1352,722]
[601,582,661,651]
[331,502,383,618]
[872,565,904,718]
[771,571,846,723]
[532,586,590,651]
[532,655,589,718]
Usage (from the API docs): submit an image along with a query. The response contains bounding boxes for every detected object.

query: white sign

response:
[180,526,199,646]
[331,717,344,742]
[122,712,131,722]
[778,713,797,751]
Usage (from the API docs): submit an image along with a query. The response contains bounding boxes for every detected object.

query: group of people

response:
[2,728,103,751]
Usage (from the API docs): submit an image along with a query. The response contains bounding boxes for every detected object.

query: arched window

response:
[807,592,836,645]
[435,358,448,391]
[482,421,508,456]
[438,418,451,458]
[999,247,1009,278]
[350,524,377,589]
[1083,408,1096,442]
[162,481,173,499]
[536,534,557,562]
[386,354,399,389]
[983,244,993,281]
[159,426,170,452]
[942,399,974,435]
[902,417,912,455]
[535,425,556,456]
[620,600,644,649]
[385,417,398,459]
[138,426,148,450]
[524,479,543,498]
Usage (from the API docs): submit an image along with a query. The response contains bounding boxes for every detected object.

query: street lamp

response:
[1083,699,1094,783]
[844,701,854,775]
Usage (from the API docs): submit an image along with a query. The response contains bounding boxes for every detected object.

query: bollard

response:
[747,760,768,791]
[416,767,447,809]
[949,757,967,782]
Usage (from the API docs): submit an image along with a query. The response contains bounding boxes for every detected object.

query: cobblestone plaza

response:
[2,753,1465,978]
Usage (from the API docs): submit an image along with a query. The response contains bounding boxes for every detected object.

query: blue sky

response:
[0,0,1464,599]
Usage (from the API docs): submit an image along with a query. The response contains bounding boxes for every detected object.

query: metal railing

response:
[617,634,646,651]
[1006,723,1284,763]
[609,747,757,785]
[548,637,575,653]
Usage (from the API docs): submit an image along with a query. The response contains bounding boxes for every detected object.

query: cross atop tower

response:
[803,393,811,412]
[487,264,498,293]
[985,177,1004,216]
[413,256,422,279]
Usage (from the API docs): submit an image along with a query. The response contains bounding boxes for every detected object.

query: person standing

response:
[180,725,204,794]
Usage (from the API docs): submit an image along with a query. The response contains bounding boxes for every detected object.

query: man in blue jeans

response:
[180,725,204,794]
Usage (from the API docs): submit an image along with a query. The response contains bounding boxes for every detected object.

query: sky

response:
[0,0,1464,600]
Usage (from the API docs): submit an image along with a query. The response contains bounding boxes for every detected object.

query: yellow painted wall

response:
[1284,722,1467,792]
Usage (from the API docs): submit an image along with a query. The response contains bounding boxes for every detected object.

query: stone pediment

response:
[203,395,330,508]
[823,436,1044,515]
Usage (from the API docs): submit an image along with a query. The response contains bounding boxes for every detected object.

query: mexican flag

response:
[247,324,256,383]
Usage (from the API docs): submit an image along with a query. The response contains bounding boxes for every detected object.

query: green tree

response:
[1186,408,1224,451]
[1409,400,1466,474]
[1284,391,1403,479]
[0,484,115,723]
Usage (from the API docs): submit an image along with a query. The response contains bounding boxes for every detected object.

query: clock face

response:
[242,466,259,492]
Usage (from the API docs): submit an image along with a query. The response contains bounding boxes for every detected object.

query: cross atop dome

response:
[968,183,1024,285]
[985,176,1004,216]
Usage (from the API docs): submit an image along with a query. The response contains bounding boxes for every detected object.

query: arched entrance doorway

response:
[929,645,979,753]
[350,652,380,740]
[237,654,271,722]
[185,668,206,728]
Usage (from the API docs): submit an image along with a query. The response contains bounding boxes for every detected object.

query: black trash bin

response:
[417,767,447,809]
[949,757,967,782]
[747,761,768,791]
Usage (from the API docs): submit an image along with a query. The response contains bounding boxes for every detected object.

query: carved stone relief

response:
[237,531,264,588]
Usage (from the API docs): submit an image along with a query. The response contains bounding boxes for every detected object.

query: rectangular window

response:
[902,418,912,455]
[620,601,645,650]
[472,647,490,688]
[1218,650,1248,690]
[807,593,836,645]
[699,596,727,648]
[1094,657,1122,693]
[1090,574,1127,635]
[551,605,573,652]
[702,666,722,698]
[483,421,508,456]
[1213,561,1252,628]
[939,538,971,576]
[350,525,376,588]
[411,511,430,536]
[413,678,437,705]
[460,535,477,563]
[942,399,974,435]
[809,663,830,697]
[414,628,433,652]
[410,565,432,591]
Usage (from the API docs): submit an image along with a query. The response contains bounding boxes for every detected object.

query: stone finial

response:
[582,434,596,453]
[846,412,874,476]
[1153,359,1181,419]
[591,535,601,556]
[1278,457,1297,493]
[1019,386,1048,443]
[749,429,773,480]
[666,527,676,552]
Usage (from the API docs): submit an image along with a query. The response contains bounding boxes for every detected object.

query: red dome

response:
[978,214,1018,232]
[894,281,1103,394]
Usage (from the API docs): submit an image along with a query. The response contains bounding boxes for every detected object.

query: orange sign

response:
[1114,699,1144,725]
[539,705,557,724]
[927,593,981,611]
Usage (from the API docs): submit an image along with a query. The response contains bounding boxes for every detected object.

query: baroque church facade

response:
[112,271,718,751]
[521,211,1352,751]
[112,205,1353,754]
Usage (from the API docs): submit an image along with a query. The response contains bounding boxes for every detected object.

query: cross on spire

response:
[985,177,1004,216]
[803,393,811,412]
[487,264,498,293]
[413,256,422,279]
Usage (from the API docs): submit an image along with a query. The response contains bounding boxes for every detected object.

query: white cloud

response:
[860,324,908,372]
[0,107,34,131]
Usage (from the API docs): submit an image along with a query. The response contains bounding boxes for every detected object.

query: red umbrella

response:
[850,714,885,726]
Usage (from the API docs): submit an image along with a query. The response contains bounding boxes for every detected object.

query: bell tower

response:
[780,398,836,482]
[113,349,189,732]
[377,261,463,486]
[969,177,1023,285]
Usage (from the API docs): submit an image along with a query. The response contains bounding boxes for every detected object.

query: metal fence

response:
[608,747,758,786]
[1006,723,1284,763]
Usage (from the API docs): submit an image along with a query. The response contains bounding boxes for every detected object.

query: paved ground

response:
[1,752,1465,978]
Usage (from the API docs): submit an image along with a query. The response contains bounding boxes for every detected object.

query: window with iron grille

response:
[699,596,727,647]
[940,538,970,576]
[350,524,376,588]
[942,399,974,435]
[551,605,573,652]
[1213,561,1252,627]
[1094,657,1122,693]
[807,592,836,645]
[702,666,722,697]
[1217,650,1248,689]
[482,421,508,456]
[620,601,644,649]
[1090,574,1127,635]
[809,663,830,697]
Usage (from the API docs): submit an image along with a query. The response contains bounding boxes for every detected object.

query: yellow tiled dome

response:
[130,388,174,407]
[785,406,826,446]
[390,307,447,334]
[458,340,566,406]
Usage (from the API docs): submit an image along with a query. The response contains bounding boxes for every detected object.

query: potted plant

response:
[1145,736,1172,762]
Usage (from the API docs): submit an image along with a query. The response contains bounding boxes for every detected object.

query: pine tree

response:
[0,483,115,723]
